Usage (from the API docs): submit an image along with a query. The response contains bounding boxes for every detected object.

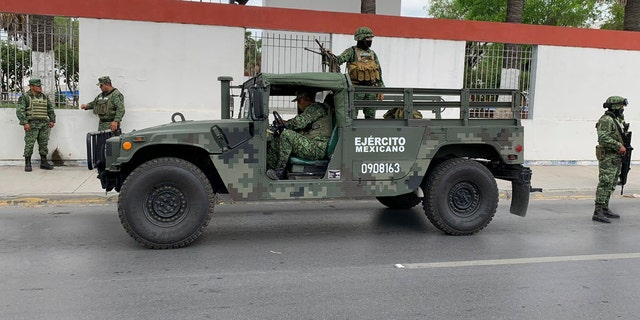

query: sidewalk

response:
[1,164,639,206]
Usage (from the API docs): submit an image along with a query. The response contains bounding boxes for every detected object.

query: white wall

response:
[528,45,640,162]
[265,0,400,15]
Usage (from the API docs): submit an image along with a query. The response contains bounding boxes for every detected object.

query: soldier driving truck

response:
[87,72,533,249]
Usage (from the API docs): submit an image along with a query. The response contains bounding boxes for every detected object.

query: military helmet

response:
[354,27,374,41]
[603,96,628,109]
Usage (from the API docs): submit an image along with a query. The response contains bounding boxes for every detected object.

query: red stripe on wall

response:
[4,0,640,50]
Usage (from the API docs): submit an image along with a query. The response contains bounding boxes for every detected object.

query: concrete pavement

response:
[1,163,640,206]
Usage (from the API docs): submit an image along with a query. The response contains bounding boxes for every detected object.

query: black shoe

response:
[592,210,611,223]
[603,208,620,219]
[266,169,285,180]
[40,157,54,170]
[25,157,32,172]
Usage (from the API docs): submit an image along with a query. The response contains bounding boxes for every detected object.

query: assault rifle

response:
[620,123,633,195]
[305,39,340,73]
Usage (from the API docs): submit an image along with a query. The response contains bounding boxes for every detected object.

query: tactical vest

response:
[347,47,381,84]
[303,109,332,141]
[26,94,49,121]
[93,96,110,116]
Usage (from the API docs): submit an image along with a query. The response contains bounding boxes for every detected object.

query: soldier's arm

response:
[46,96,56,123]
[597,119,623,152]
[112,92,125,122]
[84,98,96,110]
[285,104,326,130]
[15,95,29,125]
[374,50,385,87]
[335,47,354,65]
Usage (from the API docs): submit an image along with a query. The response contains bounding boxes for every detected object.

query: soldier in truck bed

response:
[333,26,384,119]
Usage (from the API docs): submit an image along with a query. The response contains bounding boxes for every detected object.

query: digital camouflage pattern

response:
[88,72,532,247]
[93,72,527,201]
[16,90,56,157]
[267,102,330,169]
[22,121,52,157]
[595,109,626,207]
[85,88,125,129]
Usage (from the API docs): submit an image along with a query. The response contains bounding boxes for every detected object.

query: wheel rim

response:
[447,181,480,217]
[144,184,188,227]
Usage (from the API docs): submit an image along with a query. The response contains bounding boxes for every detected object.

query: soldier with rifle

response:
[593,96,632,223]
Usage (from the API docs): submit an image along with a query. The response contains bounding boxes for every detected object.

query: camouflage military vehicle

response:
[87,72,532,249]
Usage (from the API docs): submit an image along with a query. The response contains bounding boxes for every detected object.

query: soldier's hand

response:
[23,124,31,132]
[110,121,119,132]
[48,122,55,129]
[618,145,627,155]
[376,93,384,101]
[80,104,87,109]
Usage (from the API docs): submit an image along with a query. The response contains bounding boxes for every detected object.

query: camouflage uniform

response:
[267,102,331,170]
[593,96,629,223]
[16,89,56,157]
[336,27,384,119]
[84,76,125,131]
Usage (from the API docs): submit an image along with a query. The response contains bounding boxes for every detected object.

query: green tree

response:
[244,31,261,76]
[53,17,79,107]
[429,0,603,27]
[0,42,31,101]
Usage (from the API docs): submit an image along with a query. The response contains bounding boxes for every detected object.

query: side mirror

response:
[249,85,266,120]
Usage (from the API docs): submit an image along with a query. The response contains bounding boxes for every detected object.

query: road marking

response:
[394,252,640,269]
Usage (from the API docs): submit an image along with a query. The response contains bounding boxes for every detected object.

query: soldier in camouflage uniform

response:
[81,76,125,132]
[593,96,629,223]
[16,79,56,172]
[334,27,384,119]
[266,91,332,180]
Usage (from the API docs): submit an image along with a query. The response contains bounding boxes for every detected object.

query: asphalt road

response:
[1,198,640,320]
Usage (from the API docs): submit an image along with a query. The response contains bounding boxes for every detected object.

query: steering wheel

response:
[271,111,286,137]
[273,111,285,127]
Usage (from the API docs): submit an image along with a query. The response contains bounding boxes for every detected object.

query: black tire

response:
[376,192,422,209]
[118,157,215,249]
[423,158,498,235]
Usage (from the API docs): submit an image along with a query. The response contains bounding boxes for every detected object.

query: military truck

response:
[86,72,532,249]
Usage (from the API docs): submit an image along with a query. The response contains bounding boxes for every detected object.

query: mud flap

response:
[510,166,532,217]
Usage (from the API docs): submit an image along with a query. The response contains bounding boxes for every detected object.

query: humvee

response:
[87,72,532,249]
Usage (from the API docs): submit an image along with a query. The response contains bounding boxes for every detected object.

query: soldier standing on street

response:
[334,26,384,119]
[593,96,629,223]
[81,76,125,132]
[266,90,332,180]
[16,79,56,172]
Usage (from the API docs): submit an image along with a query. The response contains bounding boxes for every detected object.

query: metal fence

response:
[464,42,533,119]
[247,30,332,110]
[0,14,78,108]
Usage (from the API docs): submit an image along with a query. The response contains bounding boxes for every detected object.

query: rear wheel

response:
[118,157,215,249]
[423,158,498,235]
[376,192,421,209]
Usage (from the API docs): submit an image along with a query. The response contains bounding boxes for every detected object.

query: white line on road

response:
[394,252,640,269]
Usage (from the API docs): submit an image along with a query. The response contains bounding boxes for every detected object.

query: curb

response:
[0,194,118,207]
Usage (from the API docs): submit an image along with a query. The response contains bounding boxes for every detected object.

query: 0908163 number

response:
[361,163,401,174]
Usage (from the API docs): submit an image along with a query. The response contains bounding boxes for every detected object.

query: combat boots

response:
[266,160,287,180]
[40,155,54,170]
[603,208,620,219]
[24,157,32,172]
[592,207,611,224]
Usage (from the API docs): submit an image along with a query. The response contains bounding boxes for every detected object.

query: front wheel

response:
[423,158,498,235]
[118,157,215,249]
